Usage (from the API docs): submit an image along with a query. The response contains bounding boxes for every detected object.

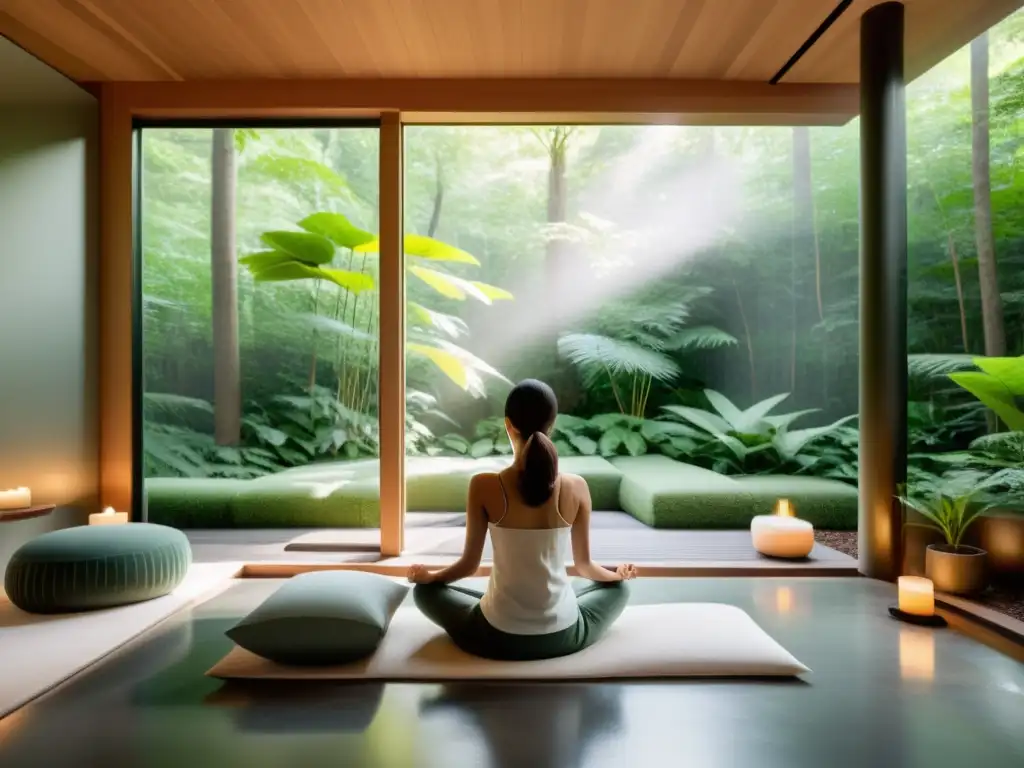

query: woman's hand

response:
[615,563,638,581]
[407,564,437,584]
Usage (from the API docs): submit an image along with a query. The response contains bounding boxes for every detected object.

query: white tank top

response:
[478,475,580,635]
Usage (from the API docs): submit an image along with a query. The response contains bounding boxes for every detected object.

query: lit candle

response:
[751,499,814,559]
[89,506,129,526]
[0,487,31,511]
[898,576,935,617]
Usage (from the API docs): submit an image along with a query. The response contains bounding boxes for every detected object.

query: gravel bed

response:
[814,531,1024,623]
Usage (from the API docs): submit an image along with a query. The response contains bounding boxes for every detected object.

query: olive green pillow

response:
[227,571,409,666]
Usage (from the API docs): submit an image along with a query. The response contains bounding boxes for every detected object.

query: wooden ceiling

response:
[0,0,1019,85]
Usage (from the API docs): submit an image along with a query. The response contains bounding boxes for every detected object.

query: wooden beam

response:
[97,79,860,125]
[378,113,405,557]
[98,84,135,516]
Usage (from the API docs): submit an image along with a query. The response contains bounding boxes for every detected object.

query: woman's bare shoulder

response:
[560,473,590,495]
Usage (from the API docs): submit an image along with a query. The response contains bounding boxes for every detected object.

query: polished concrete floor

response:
[185,512,857,572]
[0,578,1022,768]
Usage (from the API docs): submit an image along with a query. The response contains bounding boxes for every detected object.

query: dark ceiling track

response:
[769,0,855,84]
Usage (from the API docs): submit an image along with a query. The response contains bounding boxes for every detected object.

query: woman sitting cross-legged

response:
[408,379,636,661]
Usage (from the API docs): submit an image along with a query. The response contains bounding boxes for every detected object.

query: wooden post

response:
[378,113,405,556]
[858,2,908,581]
[98,85,137,517]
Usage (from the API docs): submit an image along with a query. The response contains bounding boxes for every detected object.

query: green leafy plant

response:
[558,289,735,417]
[242,210,512,400]
[948,355,1024,431]
[660,389,855,475]
[899,474,997,549]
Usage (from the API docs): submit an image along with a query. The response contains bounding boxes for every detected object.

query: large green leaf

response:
[567,434,599,455]
[408,343,469,389]
[470,281,514,301]
[774,415,857,459]
[318,268,375,293]
[661,405,731,436]
[355,234,480,265]
[703,390,745,430]
[251,261,327,283]
[251,262,373,293]
[407,302,468,338]
[737,391,790,434]
[470,438,495,458]
[408,266,491,302]
[950,356,1024,431]
[640,420,704,442]
[763,409,820,430]
[259,231,335,265]
[239,250,292,271]
[622,431,647,456]
[598,427,631,456]
[298,212,375,249]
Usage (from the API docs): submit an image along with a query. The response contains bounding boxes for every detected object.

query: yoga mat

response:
[208,603,810,680]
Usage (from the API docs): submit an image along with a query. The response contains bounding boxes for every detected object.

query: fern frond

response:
[908,354,976,379]
[558,333,680,382]
[664,325,738,351]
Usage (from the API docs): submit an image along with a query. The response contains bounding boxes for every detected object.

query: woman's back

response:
[478,469,580,635]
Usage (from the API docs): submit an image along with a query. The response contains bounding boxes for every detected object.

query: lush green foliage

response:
[140,14,1024,514]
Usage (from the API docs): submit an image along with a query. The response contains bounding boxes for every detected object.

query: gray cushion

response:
[4,523,192,614]
[227,571,410,666]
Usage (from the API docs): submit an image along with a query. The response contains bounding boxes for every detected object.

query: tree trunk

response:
[971,32,1006,359]
[733,281,757,401]
[947,232,970,352]
[543,128,579,407]
[792,127,816,392]
[427,152,445,237]
[211,128,241,446]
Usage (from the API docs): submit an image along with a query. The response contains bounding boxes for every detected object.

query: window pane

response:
[906,11,1024,580]
[403,124,859,562]
[140,126,381,532]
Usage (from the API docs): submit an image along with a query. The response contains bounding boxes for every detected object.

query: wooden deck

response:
[186,511,858,576]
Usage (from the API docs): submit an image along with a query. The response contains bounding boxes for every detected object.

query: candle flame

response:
[102,507,115,516]
[775,498,794,517]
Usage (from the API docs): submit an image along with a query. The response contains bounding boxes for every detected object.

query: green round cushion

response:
[4,523,192,614]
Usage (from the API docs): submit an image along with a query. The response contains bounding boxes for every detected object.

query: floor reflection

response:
[204,681,385,734]
[420,683,622,768]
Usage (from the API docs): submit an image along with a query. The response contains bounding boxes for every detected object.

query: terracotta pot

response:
[925,544,987,595]
[970,512,1024,579]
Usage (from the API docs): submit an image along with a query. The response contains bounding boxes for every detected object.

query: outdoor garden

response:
[141,16,1023,578]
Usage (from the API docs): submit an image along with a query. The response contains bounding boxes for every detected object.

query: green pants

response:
[413,579,628,661]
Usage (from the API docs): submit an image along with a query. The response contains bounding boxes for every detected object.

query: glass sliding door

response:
[138,123,383,534]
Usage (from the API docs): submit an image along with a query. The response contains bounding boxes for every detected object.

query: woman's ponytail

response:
[518,431,559,507]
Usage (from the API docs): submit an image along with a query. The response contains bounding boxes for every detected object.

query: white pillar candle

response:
[89,507,129,526]
[751,514,815,558]
[0,487,31,511]
[898,576,935,617]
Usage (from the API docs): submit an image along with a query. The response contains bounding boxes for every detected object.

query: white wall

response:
[0,37,98,577]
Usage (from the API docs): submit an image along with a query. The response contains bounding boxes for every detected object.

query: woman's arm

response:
[570,479,631,582]
[408,474,489,584]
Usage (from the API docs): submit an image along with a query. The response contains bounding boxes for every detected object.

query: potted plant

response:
[899,485,989,595]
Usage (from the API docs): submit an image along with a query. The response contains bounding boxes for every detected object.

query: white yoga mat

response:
[208,603,810,680]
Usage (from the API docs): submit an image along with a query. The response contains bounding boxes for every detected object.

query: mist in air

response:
[468,125,745,367]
